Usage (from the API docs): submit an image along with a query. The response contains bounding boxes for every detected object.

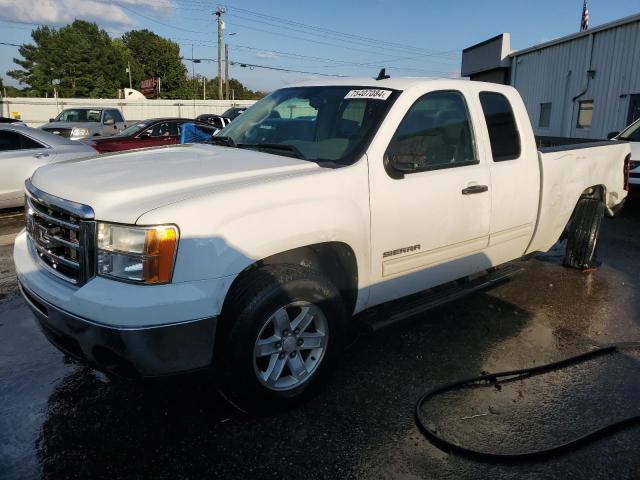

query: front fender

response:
[136,161,371,295]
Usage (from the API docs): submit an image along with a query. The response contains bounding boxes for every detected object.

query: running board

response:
[357,264,523,332]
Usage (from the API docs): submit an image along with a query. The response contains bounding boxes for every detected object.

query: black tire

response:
[216,264,347,412]
[564,198,605,270]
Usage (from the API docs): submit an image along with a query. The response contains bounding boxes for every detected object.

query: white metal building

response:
[461,13,640,140]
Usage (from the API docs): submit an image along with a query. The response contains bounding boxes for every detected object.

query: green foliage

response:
[120,29,187,98]
[7,21,266,100]
[8,20,126,98]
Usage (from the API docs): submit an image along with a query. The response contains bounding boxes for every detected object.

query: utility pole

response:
[203,77,206,100]
[215,5,225,100]
[225,43,229,101]
[126,61,132,89]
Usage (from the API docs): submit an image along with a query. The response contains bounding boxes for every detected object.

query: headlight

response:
[71,127,90,137]
[97,222,179,284]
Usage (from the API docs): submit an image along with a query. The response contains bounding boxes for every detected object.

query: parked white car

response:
[14,78,630,409]
[0,124,96,208]
[613,118,640,186]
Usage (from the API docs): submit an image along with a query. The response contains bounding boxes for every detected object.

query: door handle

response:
[461,185,488,195]
[33,152,50,159]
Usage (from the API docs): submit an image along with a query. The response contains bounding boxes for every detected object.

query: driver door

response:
[368,88,492,306]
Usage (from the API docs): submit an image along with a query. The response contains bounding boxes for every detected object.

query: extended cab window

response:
[479,92,521,161]
[385,90,476,172]
[0,131,44,151]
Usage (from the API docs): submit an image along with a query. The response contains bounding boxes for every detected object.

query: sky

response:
[0,0,638,93]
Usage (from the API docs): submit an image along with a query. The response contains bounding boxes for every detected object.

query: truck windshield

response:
[55,109,102,122]
[216,86,399,164]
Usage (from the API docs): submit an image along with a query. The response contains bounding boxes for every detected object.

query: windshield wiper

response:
[237,143,306,160]
[208,135,237,148]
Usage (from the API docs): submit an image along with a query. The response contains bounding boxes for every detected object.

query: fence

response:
[0,97,257,127]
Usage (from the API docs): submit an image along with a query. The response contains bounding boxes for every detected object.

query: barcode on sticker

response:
[344,89,392,100]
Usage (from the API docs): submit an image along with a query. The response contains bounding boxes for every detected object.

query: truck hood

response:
[40,121,100,131]
[30,144,321,223]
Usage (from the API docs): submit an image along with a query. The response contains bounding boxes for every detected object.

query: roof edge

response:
[510,12,640,57]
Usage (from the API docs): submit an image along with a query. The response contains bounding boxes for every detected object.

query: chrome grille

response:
[25,180,96,285]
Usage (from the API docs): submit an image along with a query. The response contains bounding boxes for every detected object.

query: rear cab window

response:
[479,92,521,161]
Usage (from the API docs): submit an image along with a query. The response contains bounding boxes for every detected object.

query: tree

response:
[121,30,187,98]
[8,20,127,98]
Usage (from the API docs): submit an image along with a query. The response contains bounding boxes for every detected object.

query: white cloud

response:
[254,51,278,59]
[0,0,175,28]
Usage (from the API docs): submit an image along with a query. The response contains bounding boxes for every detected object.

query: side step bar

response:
[357,264,524,332]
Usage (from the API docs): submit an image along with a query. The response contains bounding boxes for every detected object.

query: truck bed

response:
[526,141,629,255]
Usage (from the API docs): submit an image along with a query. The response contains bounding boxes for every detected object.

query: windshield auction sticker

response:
[344,89,392,100]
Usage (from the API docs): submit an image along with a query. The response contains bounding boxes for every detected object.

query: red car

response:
[90,118,211,153]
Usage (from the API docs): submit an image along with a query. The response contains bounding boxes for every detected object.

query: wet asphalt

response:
[1,192,640,480]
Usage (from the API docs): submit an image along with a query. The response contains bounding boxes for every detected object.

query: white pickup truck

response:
[14,78,630,408]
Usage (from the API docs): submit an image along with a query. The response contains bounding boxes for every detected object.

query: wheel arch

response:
[223,241,360,318]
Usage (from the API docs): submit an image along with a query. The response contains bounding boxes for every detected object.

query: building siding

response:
[511,18,640,140]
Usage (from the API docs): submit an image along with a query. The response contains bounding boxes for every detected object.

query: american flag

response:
[580,0,590,31]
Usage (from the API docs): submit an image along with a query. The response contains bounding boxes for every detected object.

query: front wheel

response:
[217,264,346,411]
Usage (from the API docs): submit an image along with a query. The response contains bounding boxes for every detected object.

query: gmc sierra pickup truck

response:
[14,78,630,408]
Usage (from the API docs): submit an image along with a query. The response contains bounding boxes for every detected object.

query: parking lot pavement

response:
[1,193,640,480]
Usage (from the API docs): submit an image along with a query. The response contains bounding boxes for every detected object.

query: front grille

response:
[25,180,96,285]
[42,128,72,138]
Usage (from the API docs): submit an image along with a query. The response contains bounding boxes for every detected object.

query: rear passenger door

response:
[368,88,492,306]
[477,90,540,264]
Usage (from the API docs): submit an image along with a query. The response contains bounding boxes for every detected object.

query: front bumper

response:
[19,280,217,377]
[14,231,224,378]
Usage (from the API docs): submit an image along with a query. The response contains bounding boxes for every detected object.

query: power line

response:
[114,2,211,34]
[227,5,459,57]
[230,61,346,77]
[176,1,459,58]
[225,11,457,60]
[0,41,21,47]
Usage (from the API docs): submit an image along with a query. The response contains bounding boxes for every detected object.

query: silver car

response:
[39,108,127,141]
[0,125,96,208]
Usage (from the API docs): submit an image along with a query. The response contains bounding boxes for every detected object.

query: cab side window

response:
[110,110,124,123]
[146,122,180,137]
[385,90,477,172]
[103,110,115,124]
[479,92,521,161]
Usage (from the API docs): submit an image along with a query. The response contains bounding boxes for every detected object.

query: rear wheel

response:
[564,198,605,270]
[217,264,346,411]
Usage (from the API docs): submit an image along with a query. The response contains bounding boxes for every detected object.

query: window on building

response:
[385,90,477,172]
[539,103,552,128]
[577,100,593,129]
[479,92,521,161]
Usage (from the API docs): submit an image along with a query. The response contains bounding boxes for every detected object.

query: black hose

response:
[415,342,640,461]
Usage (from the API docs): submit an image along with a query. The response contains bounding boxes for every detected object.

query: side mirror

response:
[387,152,426,172]
[139,130,152,138]
[49,118,55,123]
[607,131,619,140]
[103,118,115,126]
